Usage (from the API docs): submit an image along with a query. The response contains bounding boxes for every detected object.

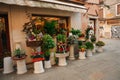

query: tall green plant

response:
[42,34,55,60]
[56,34,66,43]
[44,20,57,36]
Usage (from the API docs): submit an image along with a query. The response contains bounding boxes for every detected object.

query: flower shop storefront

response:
[0,0,87,69]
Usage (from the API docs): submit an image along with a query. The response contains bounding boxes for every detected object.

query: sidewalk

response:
[0,38,120,80]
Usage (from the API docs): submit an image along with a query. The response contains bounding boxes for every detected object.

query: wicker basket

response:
[26,41,42,47]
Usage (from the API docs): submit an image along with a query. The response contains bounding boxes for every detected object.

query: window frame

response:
[116,3,120,16]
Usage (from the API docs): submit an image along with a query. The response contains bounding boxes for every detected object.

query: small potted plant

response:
[31,49,45,73]
[42,34,55,68]
[12,48,27,74]
[56,34,69,66]
[79,45,86,59]
[85,41,94,57]
[96,41,105,53]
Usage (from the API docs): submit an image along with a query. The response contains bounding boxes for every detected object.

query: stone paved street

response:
[0,38,120,80]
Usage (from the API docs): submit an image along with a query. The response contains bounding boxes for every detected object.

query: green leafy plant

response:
[71,28,81,36]
[67,35,77,45]
[44,20,57,36]
[79,45,87,52]
[85,41,94,50]
[96,41,105,47]
[13,48,26,58]
[42,34,55,60]
[56,34,66,43]
[91,35,96,43]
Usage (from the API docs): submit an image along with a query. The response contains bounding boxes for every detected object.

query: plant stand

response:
[56,52,69,66]
[96,46,103,53]
[86,49,93,57]
[34,61,44,74]
[92,43,96,53]
[50,52,56,65]
[69,45,75,60]
[79,51,86,59]
[16,59,27,74]
[44,60,51,68]
[3,57,14,74]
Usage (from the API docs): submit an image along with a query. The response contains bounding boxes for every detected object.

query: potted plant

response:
[79,45,86,59]
[44,20,57,37]
[31,49,45,73]
[23,18,43,47]
[90,35,96,53]
[96,41,105,53]
[71,28,81,38]
[85,41,94,57]
[42,34,55,68]
[12,48,27,74]
[78,33,85,41]
[67,35,77,60]
[56,34,69,66]
[85,27,94,41]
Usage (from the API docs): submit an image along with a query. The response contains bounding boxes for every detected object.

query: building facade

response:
[0,0,87,66]
[99,0,120,38]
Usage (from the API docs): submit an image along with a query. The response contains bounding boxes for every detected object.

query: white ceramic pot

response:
[3,57,14,74]
[97,46,103,53]
[86,49,93,57]
[79,51,86,59]
[44,60,51,69]
[16,59,27,74]
[34,61,44,74]
[69,45,75,60]
[56,52,69,66]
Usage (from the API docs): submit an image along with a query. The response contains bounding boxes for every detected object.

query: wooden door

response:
[0,14,10,68]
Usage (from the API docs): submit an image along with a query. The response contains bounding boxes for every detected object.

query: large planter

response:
[96,46,103,53]
[16,59,27,74]
[55,52,69,66]
[86,49,93,57]
[79,51,86,59]
[44,60,51,69]
[34,61,44,74]
[3,57,14,74]
[13,56,27,74]
[69,45,75,60]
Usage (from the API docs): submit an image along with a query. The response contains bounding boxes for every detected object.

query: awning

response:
[0,0,87,13]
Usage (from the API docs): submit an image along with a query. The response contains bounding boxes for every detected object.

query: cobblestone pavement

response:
[1,38,120,80]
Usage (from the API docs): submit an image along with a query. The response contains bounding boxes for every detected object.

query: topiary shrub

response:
[85,41,94,50]
[96,41,105,47]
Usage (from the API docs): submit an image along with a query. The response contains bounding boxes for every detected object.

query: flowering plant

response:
[31,51,44,62]
[56,42,69,53]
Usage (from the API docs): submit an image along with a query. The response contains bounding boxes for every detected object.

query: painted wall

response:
[0,4,83,63]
